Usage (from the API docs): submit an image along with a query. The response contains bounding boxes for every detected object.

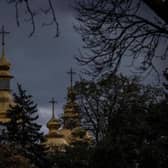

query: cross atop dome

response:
[67,68,76,88]
[0,25,10,46]
[0,26,10,56]
[49,97,57,119]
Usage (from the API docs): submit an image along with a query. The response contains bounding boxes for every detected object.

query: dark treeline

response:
[74,73,168,168]
[0,74,167,168]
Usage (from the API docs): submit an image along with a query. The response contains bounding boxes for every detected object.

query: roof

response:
[0,48,11,68]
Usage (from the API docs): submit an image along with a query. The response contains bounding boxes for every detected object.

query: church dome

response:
[0,50,11,70]
[47,117,60,130]
[0,34,13,123]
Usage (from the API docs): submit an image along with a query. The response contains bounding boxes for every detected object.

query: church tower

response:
[63,87,80,129]
[45,98,68,151]
[62,68,80,129]
[45,69,92,152]
[0,26,13,123]
[60,68,92,145]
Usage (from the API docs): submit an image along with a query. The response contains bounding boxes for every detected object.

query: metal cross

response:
[49,97,57,118]
[0,25,10,47]
[67,67,76,88]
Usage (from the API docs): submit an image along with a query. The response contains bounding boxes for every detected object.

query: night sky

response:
[0,0,167,133]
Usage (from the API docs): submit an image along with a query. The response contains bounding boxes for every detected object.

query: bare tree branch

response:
[48,0,59,37]
[5,0,59,37]
[75,0,168,78]
[24,0,35,37]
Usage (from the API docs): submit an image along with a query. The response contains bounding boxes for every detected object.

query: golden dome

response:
[45,98,69,151]
[45,117,69,151]
[0,48,13,123]
[0,48,11,69]
[47,117,60,130]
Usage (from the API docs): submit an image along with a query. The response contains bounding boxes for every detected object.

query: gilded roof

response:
[45,137,69,146]
[45,82,93,151]
[0,91,13,123]
[45,101,69,150]
[0,48,11,68]
[47,117,60,130]
[0,48,12,78]
[0,48,13,123]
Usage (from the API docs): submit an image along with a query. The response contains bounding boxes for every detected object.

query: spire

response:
[0,26,11,69]
[0,26,13,124]
[49,97,57,119]
[63,68,80,129]
[47,97,60,130]
[67,67,76,89]
[67,68,76,102]
[0,25,10,57]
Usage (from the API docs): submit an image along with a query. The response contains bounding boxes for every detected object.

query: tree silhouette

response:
[75,0,168,77]
[75,74,167,168]
[2,83,48,168]
[75,74,163,144]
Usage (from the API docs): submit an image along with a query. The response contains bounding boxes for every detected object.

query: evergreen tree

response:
[3,83,49,168]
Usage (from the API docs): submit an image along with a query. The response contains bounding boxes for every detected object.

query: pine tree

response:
[3,83,49,168]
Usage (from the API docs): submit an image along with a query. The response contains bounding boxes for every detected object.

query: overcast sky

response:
[0,0,167,133]
[0,0,82,132]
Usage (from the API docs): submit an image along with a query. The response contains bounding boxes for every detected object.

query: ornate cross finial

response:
[49,97,57,118]
[67,67,76,88]
[0,25,10,47]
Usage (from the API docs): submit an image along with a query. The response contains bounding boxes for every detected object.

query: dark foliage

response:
[2,83,49,168]
[75,74,167,168]
[0,144,36,168]
[75,74,163,144]
[47,141,90,168]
